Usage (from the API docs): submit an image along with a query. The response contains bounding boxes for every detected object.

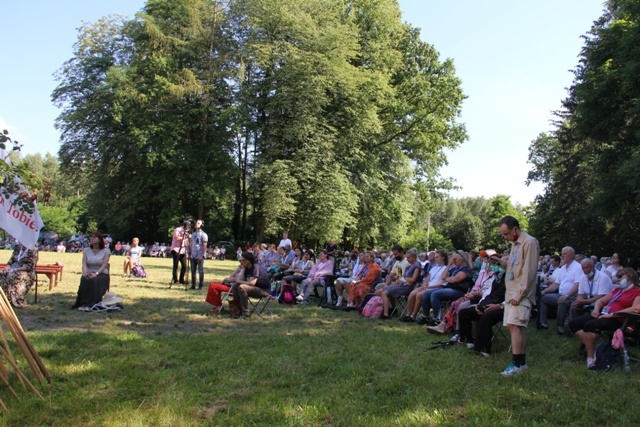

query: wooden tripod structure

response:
[0,288,50,411]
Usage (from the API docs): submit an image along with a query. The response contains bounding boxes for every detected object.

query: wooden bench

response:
[0,263,64,303]
[36,264,64,289]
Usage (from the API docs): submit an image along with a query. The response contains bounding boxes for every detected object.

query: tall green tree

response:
[223,0,466,247]
[483,195,529,252]
[54,2,237,241]
[21,153,83,205]
[526,0,640,256]
[53,0,467,247]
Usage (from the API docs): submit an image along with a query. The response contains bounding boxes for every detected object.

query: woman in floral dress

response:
[0,244,39,308]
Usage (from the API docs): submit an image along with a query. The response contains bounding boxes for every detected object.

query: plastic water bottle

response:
[623,349,631,373]
[326,287,333,304]
[450,334,459,343]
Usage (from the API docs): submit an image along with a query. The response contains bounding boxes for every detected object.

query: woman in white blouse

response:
[72,231,111,311]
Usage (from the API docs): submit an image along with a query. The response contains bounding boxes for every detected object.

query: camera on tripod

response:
[181,215,193,231]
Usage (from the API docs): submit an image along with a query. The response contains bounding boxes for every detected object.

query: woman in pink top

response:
[170,218,191,284]
[297,250,334,304]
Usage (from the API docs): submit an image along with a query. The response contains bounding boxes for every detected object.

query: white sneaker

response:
[466,343,475,350]
[336,296,344,306]
[587,357,596,368]
[295,295,304,301]
[501,361,528,376]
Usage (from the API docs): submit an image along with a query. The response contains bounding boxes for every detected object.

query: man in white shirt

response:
[539,246,582,334]
[278,232,292,250]
[571,258,613,319]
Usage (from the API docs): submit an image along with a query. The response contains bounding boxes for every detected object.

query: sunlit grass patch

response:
[0,250,639,425]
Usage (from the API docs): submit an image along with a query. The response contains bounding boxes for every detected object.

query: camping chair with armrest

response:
[390,270,426,317]
[220,287,276,318]
[491,320,511,352]
[318,261,342,307]
[318,275,339,307]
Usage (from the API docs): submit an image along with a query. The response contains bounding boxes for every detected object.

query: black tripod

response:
[426,335,460,351]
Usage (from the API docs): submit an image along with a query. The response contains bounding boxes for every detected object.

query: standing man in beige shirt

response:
[494,216,540,376]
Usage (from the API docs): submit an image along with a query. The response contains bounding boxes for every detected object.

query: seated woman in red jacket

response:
[569,267,640,368]
[205,265,242,313]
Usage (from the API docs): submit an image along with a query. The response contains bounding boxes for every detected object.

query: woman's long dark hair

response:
[90,231,106,250]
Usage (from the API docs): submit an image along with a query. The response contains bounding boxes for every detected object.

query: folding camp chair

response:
[491,321,511,352]
[318,276,338,307]
[613,312,640,370]
[220,291,276,318]
[249,295,277,318]
[389,294,409,317]
[217,290,233,314]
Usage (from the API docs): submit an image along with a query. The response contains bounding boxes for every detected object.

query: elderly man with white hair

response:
[571,258,612,320]
[539,246,582,334]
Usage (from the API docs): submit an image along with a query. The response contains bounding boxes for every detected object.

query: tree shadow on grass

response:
[12,254,640,425]
[19,290,431,339]
[9,311,626,427]
[0,309,517,426]
[6,294,640,426]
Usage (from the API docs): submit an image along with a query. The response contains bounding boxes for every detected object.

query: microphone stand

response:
[182,225,191,291]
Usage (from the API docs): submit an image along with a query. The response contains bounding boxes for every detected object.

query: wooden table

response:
[0,263,64,303]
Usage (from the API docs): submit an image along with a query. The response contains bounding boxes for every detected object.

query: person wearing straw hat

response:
[72,231,110,312]
[0,243,39,308]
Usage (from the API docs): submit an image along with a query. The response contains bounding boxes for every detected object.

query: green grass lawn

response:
[0,250,638,426]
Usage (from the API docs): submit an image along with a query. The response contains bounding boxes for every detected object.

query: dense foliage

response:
[0,130,45,214]
[527,0,640,258]
[424,195,528,253]
[52,0,466,246]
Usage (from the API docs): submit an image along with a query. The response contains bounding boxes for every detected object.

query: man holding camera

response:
[170,217,191,285]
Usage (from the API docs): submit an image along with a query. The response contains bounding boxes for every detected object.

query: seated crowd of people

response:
[38,237,230,261]
[21,229,640,371]
[207,237,640,370]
